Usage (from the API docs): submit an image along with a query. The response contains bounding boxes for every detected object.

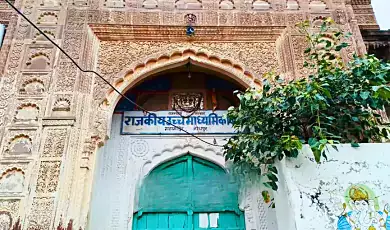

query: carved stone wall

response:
[0,0,376,229]
[88,115,279,230]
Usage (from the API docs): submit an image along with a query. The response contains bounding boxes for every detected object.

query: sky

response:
[372,0,390,30]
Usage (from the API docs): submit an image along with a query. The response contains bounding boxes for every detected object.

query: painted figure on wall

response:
[337,185,390,230]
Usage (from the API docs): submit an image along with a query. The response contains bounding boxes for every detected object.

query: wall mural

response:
[337,184,390,230]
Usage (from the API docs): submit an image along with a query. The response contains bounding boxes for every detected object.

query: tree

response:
[223,18,390,192]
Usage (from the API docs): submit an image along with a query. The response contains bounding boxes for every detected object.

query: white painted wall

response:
[89,114,390,230]
[87,114,278,230]
[276,144,390,230]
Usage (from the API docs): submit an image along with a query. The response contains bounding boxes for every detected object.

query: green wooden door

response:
[133,155,245,230]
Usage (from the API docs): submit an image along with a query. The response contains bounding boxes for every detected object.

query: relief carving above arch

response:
[141,138,225,177]
[91,43,281,143]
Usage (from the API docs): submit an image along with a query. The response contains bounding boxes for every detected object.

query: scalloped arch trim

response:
[104,48,260,110]
[141,142,225,178]
[0,167,25,181]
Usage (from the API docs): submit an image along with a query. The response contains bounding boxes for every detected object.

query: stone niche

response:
[175,0,202,9]
[18,73,49,96]
[40,0,61,7]
[25,52,51,71]
[14,103,40,124]
[0,168,25,194]
[6,134,33,155]
[20,78,45,95]
[253,0,270,10]
[32,28,56,44]
[286,0,299,10]
[142,0,158,9]
[51,96,72,117]
[36,11,59,25]
[220,0,234,9]
[309,0,327,11]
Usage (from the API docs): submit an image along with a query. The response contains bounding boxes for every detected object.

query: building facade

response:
[0,0,384,229]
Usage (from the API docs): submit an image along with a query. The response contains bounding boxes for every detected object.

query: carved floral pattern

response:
[42,129,67,158]
[0,199,19,226]
[27,197,54,230]
[35,161,61,194]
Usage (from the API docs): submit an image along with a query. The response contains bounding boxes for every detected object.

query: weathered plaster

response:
[276,144,390,230]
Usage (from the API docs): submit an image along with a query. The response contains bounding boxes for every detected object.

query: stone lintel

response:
[42,117,76,126]
[89,25,287,41]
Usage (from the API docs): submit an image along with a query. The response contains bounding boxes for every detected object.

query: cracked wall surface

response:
[276,144,390,230]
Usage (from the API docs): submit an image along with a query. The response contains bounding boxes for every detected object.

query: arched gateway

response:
[88,63,276,230]
[134,155,244,230]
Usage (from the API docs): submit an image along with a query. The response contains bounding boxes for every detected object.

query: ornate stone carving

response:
[0,41,24,126]
[42,118,76,126]
[291,35,309,77]
[253,0,270,10]
[309,0,327,11]
[52,96,72,117]
[40,0,61,7]
[219,0,234,9]
[104,0,126,7]
[37,11,59,25]
[175,0,202,9]
[286,0,299,10]
[142,0,158,9]
[54,62,77,92]
[6,134,33,155]
[35,161,61,194]
[32,28,56,43]
[97,41,277,79]
[62,31,84,61]
[19,78,45,95]
[130,139,149,157]
[23,46,54,71]
[73,0,89,6]
[0,211,12,230]
[0,168,25,194]
[171,92,204,112]
[14,103,39,123]
[92,42,278,140]
[0,199,19,226]
[42,129,67,158]
[27,197,54,230]
[2,129,37,156]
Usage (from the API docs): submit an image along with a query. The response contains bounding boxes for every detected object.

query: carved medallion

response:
[171,92,204,113]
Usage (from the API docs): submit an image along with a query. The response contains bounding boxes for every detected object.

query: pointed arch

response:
[93,48,261,143]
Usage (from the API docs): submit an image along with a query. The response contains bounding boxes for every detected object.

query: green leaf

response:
[304,48,311,54]
[352,117,359,122]
[222,21,390,193]
[263,181,278,191]
[351,142,360,148]
[360,91,370,100]
[268,166,278,174]
[319,139,328,144]
[308,138,318,147]
[312,149,322,163]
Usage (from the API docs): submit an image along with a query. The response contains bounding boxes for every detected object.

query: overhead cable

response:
[3,0,225,147]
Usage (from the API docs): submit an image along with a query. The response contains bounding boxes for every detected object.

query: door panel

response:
[134,212,244,230]
[134,213,189,230]
[133,156,244,230]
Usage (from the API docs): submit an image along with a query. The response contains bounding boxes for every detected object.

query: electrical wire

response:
[3,0,225,147]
